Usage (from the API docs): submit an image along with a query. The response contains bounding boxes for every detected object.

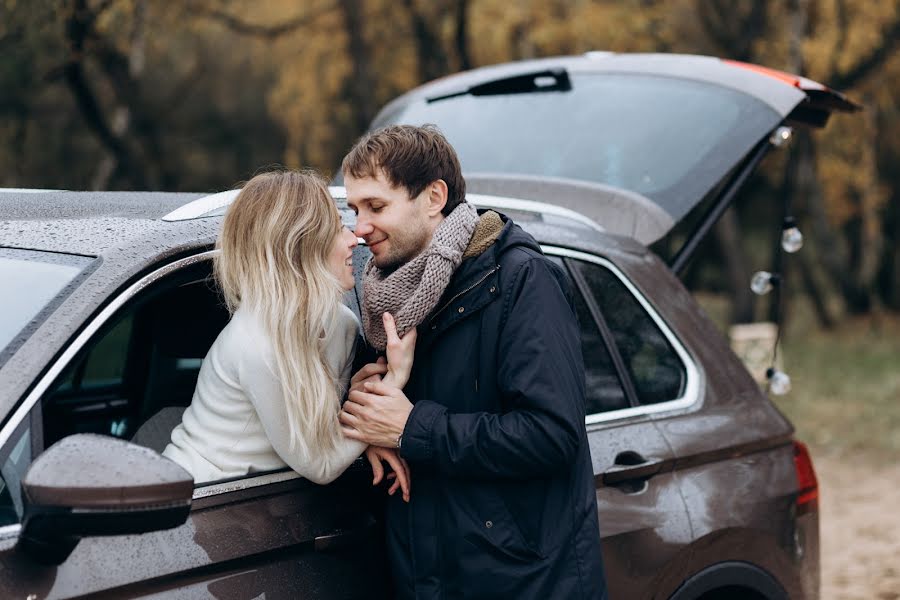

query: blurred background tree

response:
[1,0,899,326]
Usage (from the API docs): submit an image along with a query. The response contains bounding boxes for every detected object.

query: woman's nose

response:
[345,227,358,248]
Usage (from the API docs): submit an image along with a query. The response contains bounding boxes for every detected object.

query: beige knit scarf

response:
[361,202,479,351]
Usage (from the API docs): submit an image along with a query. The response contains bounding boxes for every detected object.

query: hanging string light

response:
[751,125,802,397]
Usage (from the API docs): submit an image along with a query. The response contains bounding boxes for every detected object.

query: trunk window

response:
[376,73,781,221]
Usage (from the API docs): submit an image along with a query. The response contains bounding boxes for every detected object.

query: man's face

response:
[345,170,436,272]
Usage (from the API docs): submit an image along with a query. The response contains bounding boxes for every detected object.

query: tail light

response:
[793,440,819,515]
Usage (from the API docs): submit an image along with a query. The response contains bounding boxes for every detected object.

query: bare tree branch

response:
[826,0,848,78]
[830,15,900,89]
[190,1,336,38]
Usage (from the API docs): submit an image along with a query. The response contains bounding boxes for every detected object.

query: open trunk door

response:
[367,52,858,269]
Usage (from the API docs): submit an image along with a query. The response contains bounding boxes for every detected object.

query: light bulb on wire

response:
[750,271,780,296]
[766,368,792,395]
[781,217,804,253]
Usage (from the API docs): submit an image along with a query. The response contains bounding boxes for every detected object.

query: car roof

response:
[0,190,216,256]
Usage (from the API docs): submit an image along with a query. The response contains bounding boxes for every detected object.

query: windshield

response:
[0,249,94,365]
[375,73,783,221]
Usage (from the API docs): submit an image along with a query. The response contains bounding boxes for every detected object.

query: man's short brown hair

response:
[341,124,466,216]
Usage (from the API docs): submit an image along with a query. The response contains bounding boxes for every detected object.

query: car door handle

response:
[601,453,666,486]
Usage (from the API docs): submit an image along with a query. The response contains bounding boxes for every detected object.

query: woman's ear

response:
[426,179,448,217]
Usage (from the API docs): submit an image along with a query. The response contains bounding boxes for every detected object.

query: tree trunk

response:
[454,0,471,71]
[339,0,378,135]
[400,0,451,83]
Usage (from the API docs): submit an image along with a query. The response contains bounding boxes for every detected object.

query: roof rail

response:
[162,185,605,234]
[328,186,604,233]
[161,189,240,222]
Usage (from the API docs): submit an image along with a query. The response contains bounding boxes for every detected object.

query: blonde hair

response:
[215,169,345,455]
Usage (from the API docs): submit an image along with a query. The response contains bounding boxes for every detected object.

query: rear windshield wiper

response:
[427,68,571,103]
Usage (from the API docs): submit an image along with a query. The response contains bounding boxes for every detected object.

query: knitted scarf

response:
[361,202,479,351]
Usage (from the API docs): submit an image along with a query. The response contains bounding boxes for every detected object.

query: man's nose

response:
[354,218,374,237]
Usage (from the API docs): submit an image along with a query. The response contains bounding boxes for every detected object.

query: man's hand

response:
[365,446,411,503]
[340,380,413,448]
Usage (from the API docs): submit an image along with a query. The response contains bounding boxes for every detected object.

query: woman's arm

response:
[240,332,367,485]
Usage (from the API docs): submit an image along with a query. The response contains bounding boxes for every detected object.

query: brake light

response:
[793,440,819,515]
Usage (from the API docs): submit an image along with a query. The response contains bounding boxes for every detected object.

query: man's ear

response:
[426,179,448,217]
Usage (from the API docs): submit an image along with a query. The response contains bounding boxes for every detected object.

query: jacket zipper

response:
[429,265,500,325]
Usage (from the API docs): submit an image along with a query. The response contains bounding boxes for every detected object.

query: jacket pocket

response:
[453,484,543,563]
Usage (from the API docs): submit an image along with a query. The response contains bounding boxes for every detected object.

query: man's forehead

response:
[345,170,407,201]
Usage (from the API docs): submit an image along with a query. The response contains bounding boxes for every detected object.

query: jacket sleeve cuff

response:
[399,400,444,463]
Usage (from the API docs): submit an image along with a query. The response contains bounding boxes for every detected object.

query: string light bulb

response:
[781,217,804,253]
[750,271,780,296]
[766,368,792,395]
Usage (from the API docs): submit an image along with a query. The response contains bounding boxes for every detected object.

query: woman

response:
[163,170,412,498]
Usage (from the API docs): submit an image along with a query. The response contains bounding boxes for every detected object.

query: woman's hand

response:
[364,446,410,502]
[349,356,387,395]
[382,312,416,389]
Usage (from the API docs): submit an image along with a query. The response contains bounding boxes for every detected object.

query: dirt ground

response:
[815,448,900,600]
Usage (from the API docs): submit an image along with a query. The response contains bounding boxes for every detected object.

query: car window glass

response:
[570,287,631,414]
[570,260,686,405]
[380,73,780,221]
[0,421,31,526]
[0,248,94,367]
[546,255,629,414]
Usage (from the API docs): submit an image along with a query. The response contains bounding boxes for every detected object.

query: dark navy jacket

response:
[390,214,607,599]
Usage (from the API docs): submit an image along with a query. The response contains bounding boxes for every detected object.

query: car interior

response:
[41,260,229,454]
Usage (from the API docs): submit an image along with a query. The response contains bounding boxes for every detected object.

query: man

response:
[339,125,607,599]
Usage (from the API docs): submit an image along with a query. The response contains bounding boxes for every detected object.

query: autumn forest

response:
[2,0,899,325]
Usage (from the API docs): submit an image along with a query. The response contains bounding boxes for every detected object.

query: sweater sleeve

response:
[238,314,366,485]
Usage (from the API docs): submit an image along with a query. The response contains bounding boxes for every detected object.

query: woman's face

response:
[327,225,359,291]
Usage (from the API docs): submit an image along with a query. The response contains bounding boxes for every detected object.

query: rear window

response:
[0,248,94,365]
[375,73,781,221]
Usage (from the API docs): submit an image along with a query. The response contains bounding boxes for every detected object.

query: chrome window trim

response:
[192,470,301,500]
[542,246,701,425]
[0,251,216,449]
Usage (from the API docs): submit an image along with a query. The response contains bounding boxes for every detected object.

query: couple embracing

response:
[163,125,607,599]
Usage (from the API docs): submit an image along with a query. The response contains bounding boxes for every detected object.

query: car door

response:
[0,253,388,599]
[546,248,698,599]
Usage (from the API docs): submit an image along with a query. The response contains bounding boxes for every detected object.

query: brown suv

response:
[0,52,851,598]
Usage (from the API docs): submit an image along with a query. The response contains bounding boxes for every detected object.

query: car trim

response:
[0,252,216,450]
[335,186,605,233]
[192,470,301,500]
[541,247,700,425]
[161,189,240,221]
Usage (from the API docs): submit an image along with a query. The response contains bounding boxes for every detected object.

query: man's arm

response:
[344,256,587,480]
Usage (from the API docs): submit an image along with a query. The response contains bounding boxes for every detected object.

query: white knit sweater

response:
[162,303,366,485]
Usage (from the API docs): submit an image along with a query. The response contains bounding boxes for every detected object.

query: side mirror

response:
[17,434,193,565]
